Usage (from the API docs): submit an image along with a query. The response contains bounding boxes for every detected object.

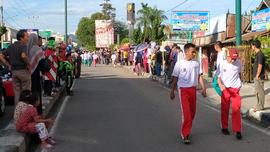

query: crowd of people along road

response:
[0,30,81,149]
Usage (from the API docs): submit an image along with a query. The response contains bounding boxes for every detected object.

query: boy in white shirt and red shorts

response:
[170,43,206,144]
[218,48,243,140]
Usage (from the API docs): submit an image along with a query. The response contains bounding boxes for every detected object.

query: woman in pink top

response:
[16,92,55,149]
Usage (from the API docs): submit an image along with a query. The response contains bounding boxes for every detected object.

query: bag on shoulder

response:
[41,58,51,72]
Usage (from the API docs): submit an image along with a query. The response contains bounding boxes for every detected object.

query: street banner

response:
[171,11,209,32]
[95,20,114,48]
[39,30,52,39]
[252,8,270,32]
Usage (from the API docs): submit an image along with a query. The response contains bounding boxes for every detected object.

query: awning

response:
[223,30,270,43]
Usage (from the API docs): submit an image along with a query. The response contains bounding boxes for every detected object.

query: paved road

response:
[0,106,14,129]
[50,65,270,152]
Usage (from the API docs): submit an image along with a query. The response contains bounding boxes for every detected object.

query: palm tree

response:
[136,3,168,43]
[137,3,151,41]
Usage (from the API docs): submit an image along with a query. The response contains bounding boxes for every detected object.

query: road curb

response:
[0,86,66,152]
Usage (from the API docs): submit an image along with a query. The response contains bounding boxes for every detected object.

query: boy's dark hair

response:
[215,41,223,48]
[16,30,27,41]
[19,90,38,105]
[251,40,261,48]
[184,43,196,51]
[172,43,178,49]
[19,90,32,102]
[27,93,38,106]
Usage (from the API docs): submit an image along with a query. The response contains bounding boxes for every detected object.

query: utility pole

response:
[0,0,4,49]
[65,0,68,44]
[236,0,242,46]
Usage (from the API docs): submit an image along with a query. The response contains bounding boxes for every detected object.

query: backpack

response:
[42,58,51,72]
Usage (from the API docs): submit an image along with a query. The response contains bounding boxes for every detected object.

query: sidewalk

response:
[119,65,270,126]
[0,86,66,152]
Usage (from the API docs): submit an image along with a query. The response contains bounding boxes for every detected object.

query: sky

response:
[3,0,262,34]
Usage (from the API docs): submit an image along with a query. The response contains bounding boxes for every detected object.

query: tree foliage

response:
[114,21,129,43]
[100,0,116,20]
[134,3,167,44]
[257,36,270,70]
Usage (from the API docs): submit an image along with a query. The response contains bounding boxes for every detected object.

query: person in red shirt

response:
[16,91,55,149]
[43,37,58,97]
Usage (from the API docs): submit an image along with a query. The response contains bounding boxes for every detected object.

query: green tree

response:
[100,0,116,20]
[132,26,143,44]
[136,3,167,43]
[114,21,129,43]
[121,38,129,44]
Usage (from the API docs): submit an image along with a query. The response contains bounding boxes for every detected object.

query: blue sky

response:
[4,0,262,34]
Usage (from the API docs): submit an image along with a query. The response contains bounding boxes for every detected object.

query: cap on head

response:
[228,48,238,60]
[48,37,56,48]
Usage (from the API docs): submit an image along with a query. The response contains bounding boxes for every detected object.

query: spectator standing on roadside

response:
[43,37,58,97]
[213,41,227,96]
[28,33,45,114]
[251,40,266,112]
[0,30,31,104]
[111,53,117,68]
[155,45,162,77]
[93,53,98,67]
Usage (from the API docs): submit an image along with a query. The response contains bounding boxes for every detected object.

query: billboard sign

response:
[171,11,209,32]
[39,30,52,38]
[252,8,270,32]
[95,20,114,48]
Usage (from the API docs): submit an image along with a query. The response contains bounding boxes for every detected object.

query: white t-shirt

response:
[111,54,116,60]
[147,48,152,63]
[216,48,227,75]
[218,60,242,89]
[177,51,185,62]
[172,59,201,88]
[93,54,98,60]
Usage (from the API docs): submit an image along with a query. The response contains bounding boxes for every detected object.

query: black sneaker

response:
[236,132,242,140]
[222,129,230,135]
[183,136,191,145]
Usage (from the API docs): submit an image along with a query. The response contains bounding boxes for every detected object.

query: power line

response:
[11,0,51,29]
[4,10,23,28]
[165,0,188,13]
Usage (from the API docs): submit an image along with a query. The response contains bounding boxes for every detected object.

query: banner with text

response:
[252,8,270,32]
[95,20,114,48]
[171,11,209,32]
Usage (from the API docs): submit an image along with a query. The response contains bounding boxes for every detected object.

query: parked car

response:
[0,64,14,116]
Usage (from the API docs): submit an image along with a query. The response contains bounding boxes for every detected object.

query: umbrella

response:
[134,43,148,53]
[119,43,130,51]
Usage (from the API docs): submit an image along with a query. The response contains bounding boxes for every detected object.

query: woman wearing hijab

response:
[27,33,45,115]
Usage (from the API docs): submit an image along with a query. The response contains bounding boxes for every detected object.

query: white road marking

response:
[41,79,76,152]
[50,79,76,135]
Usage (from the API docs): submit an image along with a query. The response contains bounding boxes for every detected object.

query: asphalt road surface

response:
[49,65,270,152]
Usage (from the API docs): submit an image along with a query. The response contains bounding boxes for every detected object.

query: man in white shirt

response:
[213,41,227,96]
[170,43,206,144]
[218,48,242,140]
[111,53,117,68]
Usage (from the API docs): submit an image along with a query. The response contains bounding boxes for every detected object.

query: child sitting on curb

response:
[14,90,31,124]
[15,91,55,149]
